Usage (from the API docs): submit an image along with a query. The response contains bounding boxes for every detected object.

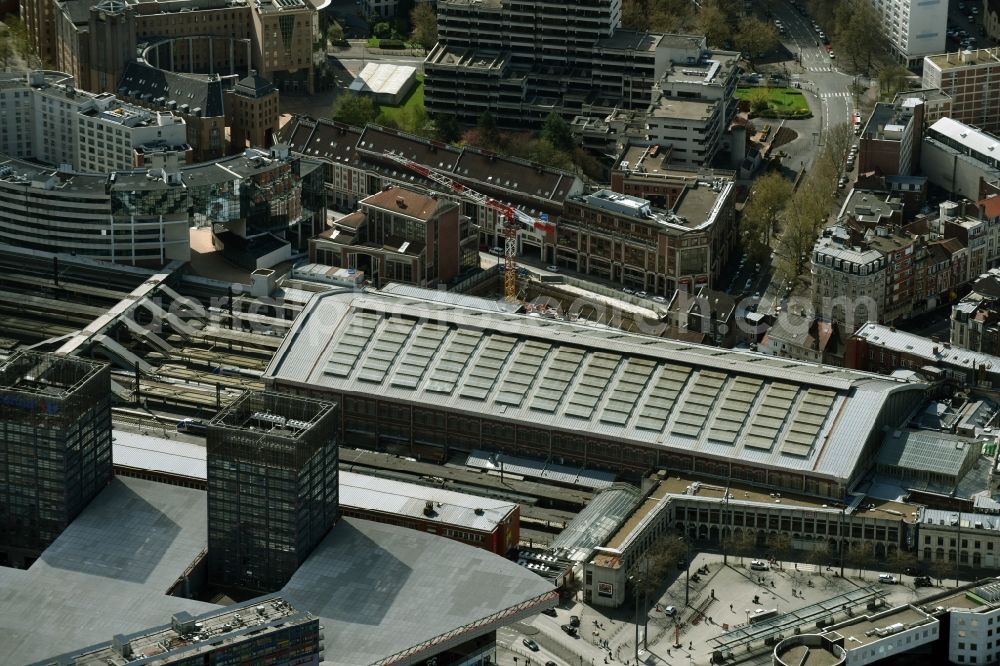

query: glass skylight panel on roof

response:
[780,389,836,457]
[565,352,621,421]
[529,347,585,413]
[600,358,656,427]
[670,371,725,438]
[426,330,482,394]
[459,334,516,401]
[636,364,691,431]
[324,311,380,378]
[709,377,762,443]
[744,382,798,450]
[358,319,416,384]
[390,323,448,389]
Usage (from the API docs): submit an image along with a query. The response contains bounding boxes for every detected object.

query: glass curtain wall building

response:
[207,391,339,594]
[0,352,111,567]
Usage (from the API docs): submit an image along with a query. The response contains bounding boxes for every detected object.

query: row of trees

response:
[0,17,34,69]
[620,0,780,67]
[740,123,854,288]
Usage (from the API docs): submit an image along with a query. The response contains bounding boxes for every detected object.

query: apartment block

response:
[310,185,474,288]
[873,0,947,68]
[859,97,925,177]
[0,352,111,568]
[951,266,1000,353]
[0,71,188,174]
[923,48,1000,136]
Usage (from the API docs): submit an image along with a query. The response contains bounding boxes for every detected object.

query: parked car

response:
[652,295,667,304]
[542,607,558,617]
[829,51,836,59]
[636,290,648,298]
[663,605,678,617]
[523,639,539,651]
[489,246,504,256]
[878,573,899,584]
[569,615,580,627]
[561,624,578,636]
[915,576,934,587]
[622,286,635,295]
[750,559,770,571]
[546,265,559,272]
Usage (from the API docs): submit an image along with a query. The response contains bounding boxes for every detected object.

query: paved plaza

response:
[499,551,967,666]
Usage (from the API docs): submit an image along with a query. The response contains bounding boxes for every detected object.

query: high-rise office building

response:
[0,352,111,568]
[206,391,339,593]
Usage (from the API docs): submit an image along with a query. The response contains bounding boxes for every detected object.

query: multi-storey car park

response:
[264,289,928,502]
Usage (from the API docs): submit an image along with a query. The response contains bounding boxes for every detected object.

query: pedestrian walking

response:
[730,603,734,612]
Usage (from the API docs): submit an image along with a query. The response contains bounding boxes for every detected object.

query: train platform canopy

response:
[466,449,617,489]
[266,289,927,487]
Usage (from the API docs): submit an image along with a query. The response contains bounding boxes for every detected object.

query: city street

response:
[768,1,860,159]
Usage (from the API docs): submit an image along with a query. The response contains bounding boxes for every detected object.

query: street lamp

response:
[745,608,751,625]
[629,574,641,666]
[679,535,691,606]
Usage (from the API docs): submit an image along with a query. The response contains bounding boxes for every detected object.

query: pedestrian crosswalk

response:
[806,66,837,72]
[820,91,851,98]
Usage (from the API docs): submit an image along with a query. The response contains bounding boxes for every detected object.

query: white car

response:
[750,559,770,571]
[878,573,899,584]
[663,605,677,616]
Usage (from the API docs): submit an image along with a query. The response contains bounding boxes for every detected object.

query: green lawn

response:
[377,73,425,122]
[735,86,811,117]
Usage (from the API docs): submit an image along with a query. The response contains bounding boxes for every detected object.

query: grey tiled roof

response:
[118,62,225,118]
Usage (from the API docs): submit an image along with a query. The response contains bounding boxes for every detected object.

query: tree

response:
[410,3,438,50]
[741,172,793,263]
[747,87,770,115]
[373,21,392,39]
[434,113,462,143]
[5,16,30,61]
[834,0,884,74]
[0,31,12,69]
[847,543,878,579]
[327,22,345,47]
[331,93,379,127]
[823,122,855,176]
[735,17,779,70]
[476,111,501,150]
[928,558,951,586]
[394,0,415,37]
[541,112,574,153]
[878,63,911,100]
[696,0,732,49]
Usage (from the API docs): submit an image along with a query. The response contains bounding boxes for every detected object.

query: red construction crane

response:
[382,150,552,301]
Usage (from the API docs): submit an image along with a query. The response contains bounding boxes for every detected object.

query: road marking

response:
[806,66,836,72]
[819,92,850,98]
